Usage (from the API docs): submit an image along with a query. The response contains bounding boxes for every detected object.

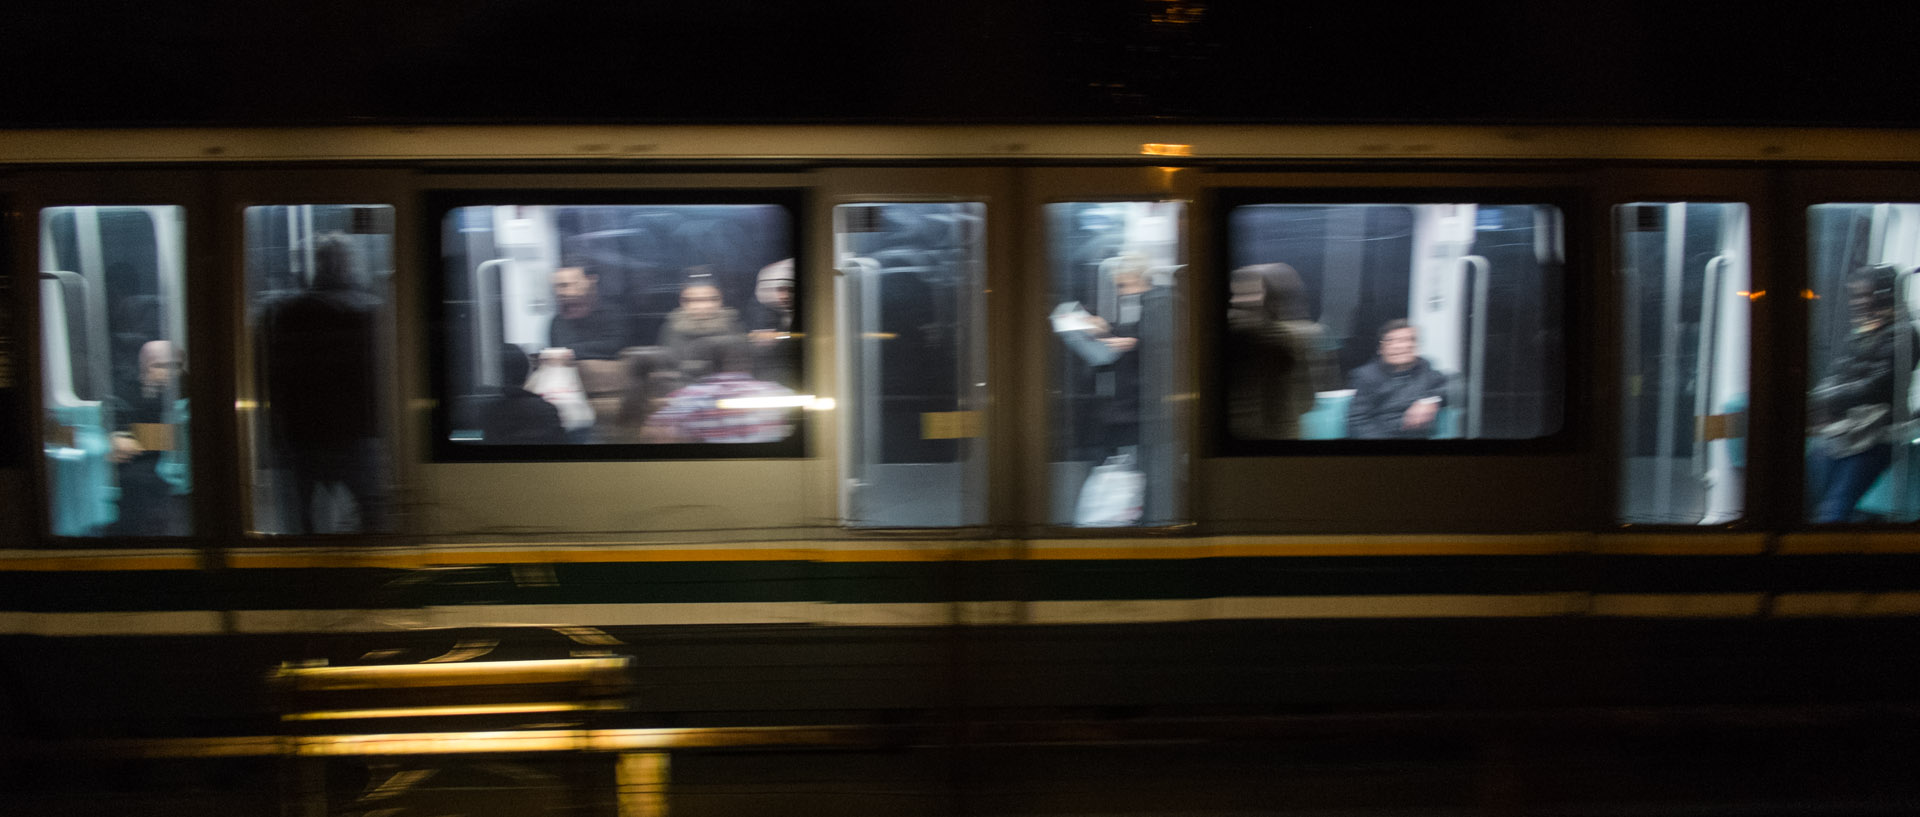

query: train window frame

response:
[1207,186,1584,458]
[424,188,809,463]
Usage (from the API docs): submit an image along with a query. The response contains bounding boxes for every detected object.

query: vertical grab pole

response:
[1655,204,1688,520]
[1693,255,1729,477]
[1462,254,1491,438]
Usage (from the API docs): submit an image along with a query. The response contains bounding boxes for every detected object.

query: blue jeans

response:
[1808,443,1892,523]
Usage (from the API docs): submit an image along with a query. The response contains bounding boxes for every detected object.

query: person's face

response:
[1380,327,1419,369]
[683,284,722,317]
[553,267,595,310]
[1113,267,1149,295]
[1850,281,1890,327]
[139,342,180,388]
[759,281,794,312]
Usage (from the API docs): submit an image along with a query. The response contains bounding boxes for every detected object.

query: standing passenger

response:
[1346,319,1450,439]
[1225,263,1333,440]
[258,233,384,532]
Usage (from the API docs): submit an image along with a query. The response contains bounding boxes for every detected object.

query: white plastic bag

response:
[527,348,596,431]
[1074,455,1144,527]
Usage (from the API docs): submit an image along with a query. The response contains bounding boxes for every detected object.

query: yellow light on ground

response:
[284,701,622,721]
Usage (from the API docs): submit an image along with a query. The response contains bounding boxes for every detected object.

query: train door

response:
[1022,168,1196,529]
[38,204,192,536]
[240,202,397,535]
[824,168,1006,529]
[1616,202,1751,525]
[834,201,989,527]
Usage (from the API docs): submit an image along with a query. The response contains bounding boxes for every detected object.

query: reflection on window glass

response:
[442,204,798,449]
[246,205,394,534]
[837,203,987,527]
[1048,201,1185,527]
[1226,204,1563,442]
[1616,203,1750,525]
[1806,204,1920,523]
[39,206,190,536]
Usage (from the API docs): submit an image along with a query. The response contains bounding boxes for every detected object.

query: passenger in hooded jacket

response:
[658,278,745,377]
[1808,264,1913,522]
[1346,319,1451,440]
[1226,263,1333,440]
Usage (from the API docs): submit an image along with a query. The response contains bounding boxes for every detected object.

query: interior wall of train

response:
[13,156,1920,542]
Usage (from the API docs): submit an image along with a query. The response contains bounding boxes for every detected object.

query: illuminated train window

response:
[1806,203,1920,524]
[1222,202,1565,446]
[1616,203,1751,525]
[434,198,802,460]
[39,206,191,536]
[243,205,396,535]
[1048,201,1187,527]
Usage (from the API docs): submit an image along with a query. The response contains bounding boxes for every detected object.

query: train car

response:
[5,126,1920,815]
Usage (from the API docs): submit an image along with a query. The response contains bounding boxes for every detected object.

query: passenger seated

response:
[478,344,568,445]
[107,340,189,535]
[548,261,630,360]
[1807,264,1912,521]
[640,336,796,444]
[750,258,801,388]
[1346,319,1451,440]
[658,275,745,378]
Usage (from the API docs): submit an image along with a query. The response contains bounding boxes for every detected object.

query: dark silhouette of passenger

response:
[1808,264,1913,521]
[257,233,384,533]
[548,262,629,360]
[106,340,188,535]
[479,344,568,445]
[1226,263,1333,440]
[1347,319,1450,439]
[659,277,745,377]
[749,258,800,387]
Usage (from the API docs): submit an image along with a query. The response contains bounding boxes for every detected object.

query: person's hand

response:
[109,432,142,464]
[750,329,779,346]
[1402,399,1439,430]
[1100,336,1138,352]
[1085,316,1112,334]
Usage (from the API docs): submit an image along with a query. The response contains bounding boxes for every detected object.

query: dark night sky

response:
[3,1,1914,127]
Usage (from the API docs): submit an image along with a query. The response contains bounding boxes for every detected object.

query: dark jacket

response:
[549,301,630,361]
[1227,307,1331,440]
[1811,320,1914,456]
[1346,357,1450,439]
[479,388,569,445]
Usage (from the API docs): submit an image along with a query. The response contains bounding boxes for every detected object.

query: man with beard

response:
[547,263,629,360]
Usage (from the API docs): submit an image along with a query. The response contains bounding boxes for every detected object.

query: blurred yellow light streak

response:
[273,656,628,690]
[1140,143,1193,156]
[284,701,622,721]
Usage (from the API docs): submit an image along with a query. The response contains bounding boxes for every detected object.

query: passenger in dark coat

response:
[106,340,189,536]
[258,233,384,532]
[479,344,569,445]
[548,264,629,360]
[1808,264,1912,521]
[1226,263,1333,440]
[1346,319,1451,439]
